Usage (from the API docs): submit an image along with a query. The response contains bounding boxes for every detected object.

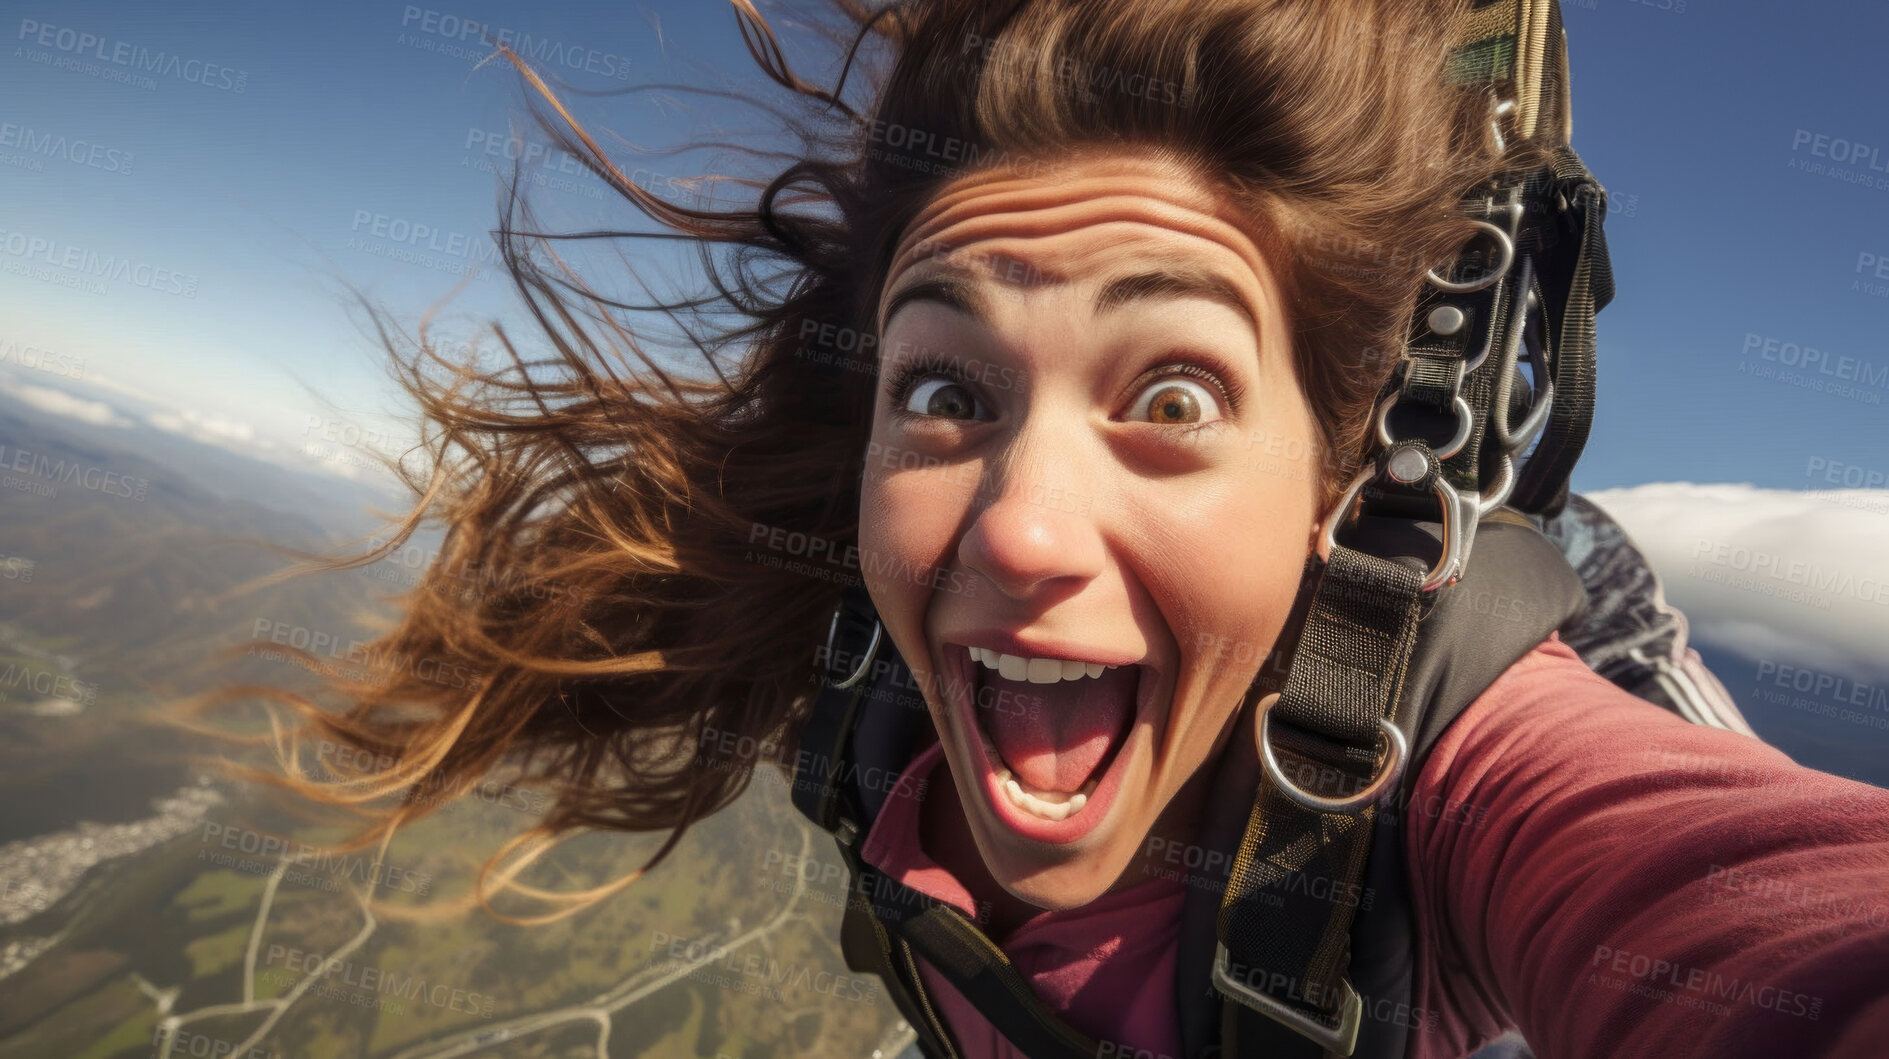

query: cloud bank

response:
[1585,482,1889,682]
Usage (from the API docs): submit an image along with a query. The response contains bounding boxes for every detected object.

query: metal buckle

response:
[1479,452,1515,516]
[823,607,883,689]
[1375,393,1473,461]
[1319,464,1467,592]
[1213,944,1364,1056]
[1424,219,1515,294]
[1255,693,1409,815]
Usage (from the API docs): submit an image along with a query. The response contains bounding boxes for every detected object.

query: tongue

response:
[980,663,1137,793]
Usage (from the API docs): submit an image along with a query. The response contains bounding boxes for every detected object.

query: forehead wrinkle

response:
[882,194,1281,330]
[882,217,1277,345]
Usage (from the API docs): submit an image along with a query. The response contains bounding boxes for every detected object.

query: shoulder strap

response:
[1209,513,1585,1059]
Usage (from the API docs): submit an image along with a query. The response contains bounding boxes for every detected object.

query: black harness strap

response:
[1507,146,1613,516]
[1213,540,1429,1056]
[866,869,1106,1058]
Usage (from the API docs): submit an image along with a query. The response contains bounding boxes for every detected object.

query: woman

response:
[275,0,1889,1055]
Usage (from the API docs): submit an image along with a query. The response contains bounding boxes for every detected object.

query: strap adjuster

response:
[1255,692,1408,816]
[1319,460,1470,592]
[1213,944,1363,1056]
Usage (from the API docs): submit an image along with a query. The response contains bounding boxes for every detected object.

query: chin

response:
[996,857,1128,911]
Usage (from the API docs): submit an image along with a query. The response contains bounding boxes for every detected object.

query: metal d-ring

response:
[1255,693,1409,816]
[1319,464,1466,592]
[1425,219,1516,294]
[1478,451,1516,516]
[824,608,884,689]
[1375,394,1473,461]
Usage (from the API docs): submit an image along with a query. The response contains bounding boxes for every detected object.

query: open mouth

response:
[944,641,1154,844]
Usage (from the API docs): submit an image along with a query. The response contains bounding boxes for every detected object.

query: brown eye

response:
[1130,377,1222,425]
[904,377,986,420]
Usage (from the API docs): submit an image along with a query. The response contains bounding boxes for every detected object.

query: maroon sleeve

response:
[1403,636,1889,1059]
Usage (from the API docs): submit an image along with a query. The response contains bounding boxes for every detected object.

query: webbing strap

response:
[1215,545,1426,1052]
[1508,146,1613,515]
[1272,548,1427,747]
[853,860,1105,1058]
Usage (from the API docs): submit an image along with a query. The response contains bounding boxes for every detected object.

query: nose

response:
[957,445,1106,602]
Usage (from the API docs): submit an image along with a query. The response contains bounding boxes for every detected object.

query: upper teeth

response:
[968,646,1117,683]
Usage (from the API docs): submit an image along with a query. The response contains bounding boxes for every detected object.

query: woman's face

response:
[857,151,1324,910]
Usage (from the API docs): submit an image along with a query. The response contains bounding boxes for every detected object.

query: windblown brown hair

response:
[236,0,1553,919]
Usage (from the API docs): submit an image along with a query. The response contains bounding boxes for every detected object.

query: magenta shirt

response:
[859,636,1889,1058]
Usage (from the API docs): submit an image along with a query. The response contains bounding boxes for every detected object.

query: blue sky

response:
[1,0,1884,491]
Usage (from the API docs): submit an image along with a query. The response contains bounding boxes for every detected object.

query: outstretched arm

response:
[1405,636,1889,1059]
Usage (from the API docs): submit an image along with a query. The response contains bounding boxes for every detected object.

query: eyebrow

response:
[881,265,1258,335]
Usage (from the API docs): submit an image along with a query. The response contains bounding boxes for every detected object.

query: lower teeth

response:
[999,772,1093,821]
[978,726,1102,821]
[969,673,1109,823]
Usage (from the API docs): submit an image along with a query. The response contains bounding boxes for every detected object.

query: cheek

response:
[1137,468,1316,647]
[856,459,975,624]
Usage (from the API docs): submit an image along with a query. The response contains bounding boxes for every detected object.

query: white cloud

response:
[147,408,262,448]
[2,381,131,427]
[1585,482,1889,680]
